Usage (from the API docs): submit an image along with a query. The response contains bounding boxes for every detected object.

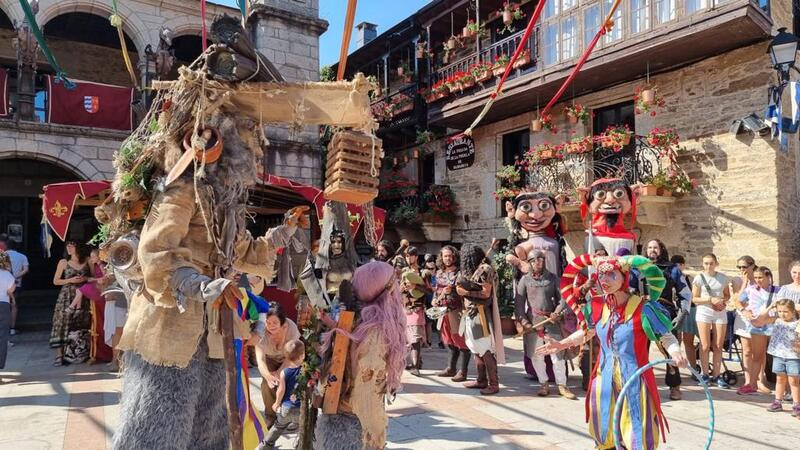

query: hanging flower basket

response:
[416,42,427,59]
[503,9,514,25]
[531,118,542,132]
[447,36,457,50]
[634,85,666,116]
[641,88,655,104]
[564,103,590,125]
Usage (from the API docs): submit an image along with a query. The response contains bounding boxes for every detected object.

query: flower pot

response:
[531,119,542,132]
[658,188,672,197]
[421,221,452,241]
[462,79,475,89]
[621,133,631,145]
[503,10,514,25]
[413,149,420,158]
[538,149,555,160]
[492,66,506,77]
[512,53,531,69]
[567,113,578,124]
[397,67,404,77]
[463,27,474,38]
[476,71,492,83]
[416,48,425,59]
[183,127,223,164]
[641,89,655,104]
[640,184,658,196]
[447,37,457,50]
[126,199,148,221]
[443,53,450,64]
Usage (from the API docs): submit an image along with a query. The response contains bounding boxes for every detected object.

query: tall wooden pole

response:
[220,297,243,449]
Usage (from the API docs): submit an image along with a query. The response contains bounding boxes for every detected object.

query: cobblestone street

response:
[2,332,797,450]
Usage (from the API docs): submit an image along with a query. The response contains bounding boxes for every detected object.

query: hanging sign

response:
[445,133,475,170]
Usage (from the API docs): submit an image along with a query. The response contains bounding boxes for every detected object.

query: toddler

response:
[257,339,305,449]
[756,299,800,416]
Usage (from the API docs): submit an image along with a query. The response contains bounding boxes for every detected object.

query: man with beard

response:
[645,239,692,400]
[515,251,576,399]
[456,244,505,395]
[374,240,395,262]
[433,246,471,381]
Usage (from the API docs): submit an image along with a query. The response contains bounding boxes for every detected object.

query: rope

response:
[541,0,622,116]
[110,0,139,89]
[336,0,358,80]
[17,0,74,89]
[201,0,208,51]
[464,0,548,135]
[612,359,714,450]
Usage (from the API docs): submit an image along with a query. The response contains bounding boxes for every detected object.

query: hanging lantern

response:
[324,130,384,205]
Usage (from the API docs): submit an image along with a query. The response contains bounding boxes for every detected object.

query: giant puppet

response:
[578,178,639,256]
[93,17,384,450]
[538,254,689,450]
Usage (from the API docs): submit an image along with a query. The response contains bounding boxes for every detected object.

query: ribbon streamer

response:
[109,0,140,89]
[17,0,74,89]
[613,359,714,450]
[465,0,548,135]
[541,0,622,116]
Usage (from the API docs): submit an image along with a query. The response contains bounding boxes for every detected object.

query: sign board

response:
[445,134,475,170]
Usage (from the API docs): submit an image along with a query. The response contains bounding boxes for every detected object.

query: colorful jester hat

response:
[560,254,665,328]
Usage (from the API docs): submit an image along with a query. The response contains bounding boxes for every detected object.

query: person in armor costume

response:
[456,244,505,395]
[433,246,472,381]
[644,239,691,401]
[515,251,576,399]
[402,270,427,376]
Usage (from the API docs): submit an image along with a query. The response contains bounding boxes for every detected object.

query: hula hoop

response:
[612,359,714,450]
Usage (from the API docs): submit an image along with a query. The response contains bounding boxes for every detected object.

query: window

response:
[603,0,623,44]
[562,0,578,12]
[684,0,707,14]
[543,0,560,19]
[592,102,636,181]
[420,153,435,193]
[34,90,47,123]
[654,0,676,25]
[561,15,578,61]
[630,0,649,34]
[543,22,559,66]
[502,129,530,167]
[584,5,601,48]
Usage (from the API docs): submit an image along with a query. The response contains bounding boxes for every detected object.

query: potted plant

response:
[397,63,408,77]
[598,124,632,151]
[512,49,532,69]
[421,184,457,241]
[634,85,666,117]
[530,117,543,132]
[388,201,422,227]
[463,19,475,38]
[564,103,590,125]
[447,35,458,50]
[415,41,427,59]
[391,93,414,115]
[494,164,522,201]
[540,112,557,133]
[366,75,381,99]
[498,2,525,34]
[492,54,510,76]
[459,71,476,89]
[491,248,518,335]
[566,135,593,154]
[378,170,418,200]
[416,129,436,145]
[466,20,488,39]
[470,62,493,83]
[646,127,679,156]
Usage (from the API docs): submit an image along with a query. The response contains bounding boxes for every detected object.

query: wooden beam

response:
[322,311,355,414]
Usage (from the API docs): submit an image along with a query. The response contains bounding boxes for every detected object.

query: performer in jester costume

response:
[537,254,688,450]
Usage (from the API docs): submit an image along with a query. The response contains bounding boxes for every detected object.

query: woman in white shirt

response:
[691,253,731,388]
[0,251,17,382]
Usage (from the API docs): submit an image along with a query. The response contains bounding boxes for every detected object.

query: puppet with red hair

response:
[538,254,688,450]
[578,178,640,256]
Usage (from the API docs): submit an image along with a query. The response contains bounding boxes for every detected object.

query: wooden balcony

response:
[426,0,772,128]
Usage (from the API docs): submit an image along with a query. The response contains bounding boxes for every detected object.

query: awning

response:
[42,175,385,242]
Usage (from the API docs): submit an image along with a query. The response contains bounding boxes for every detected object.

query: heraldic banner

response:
[42,181,111,241]
[0,68,8,117]
[46,76,134,131]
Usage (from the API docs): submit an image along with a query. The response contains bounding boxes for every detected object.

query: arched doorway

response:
[0,158,96,329]
[168,34,204,80]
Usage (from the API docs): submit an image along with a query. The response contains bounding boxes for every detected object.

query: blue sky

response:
[216,0,429,69]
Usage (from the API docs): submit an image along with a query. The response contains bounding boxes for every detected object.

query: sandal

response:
[53,356,64,367]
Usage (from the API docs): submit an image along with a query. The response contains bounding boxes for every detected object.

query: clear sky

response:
[215,0,429,69]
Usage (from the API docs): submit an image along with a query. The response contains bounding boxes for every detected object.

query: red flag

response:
[42,181,111,241]
[0,68,8,117]
[47,76,134,131]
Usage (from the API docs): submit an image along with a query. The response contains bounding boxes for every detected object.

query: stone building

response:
[0,0,327,287]
[340,0,800,282]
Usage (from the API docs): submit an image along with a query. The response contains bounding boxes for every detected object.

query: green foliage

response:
[320,65,335,82]
[491,248,516,317]
[88,223,111,247]
[388,200,422,226]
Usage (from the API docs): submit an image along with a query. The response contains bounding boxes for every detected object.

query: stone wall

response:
[435,42,800,282]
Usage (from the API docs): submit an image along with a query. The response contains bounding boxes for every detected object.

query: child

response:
[756,299,800,415]
[257,339,305,449]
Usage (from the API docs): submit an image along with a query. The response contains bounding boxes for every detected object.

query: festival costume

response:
[459,262,505,394]
[560,255,681,450]
[403,270,426,375]
[79,263,113,363]
[434,268,471,379]
[579,178,638,256]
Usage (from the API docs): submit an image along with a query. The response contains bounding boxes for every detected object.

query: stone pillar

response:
[13,20,39,122]
[249,1,329,187]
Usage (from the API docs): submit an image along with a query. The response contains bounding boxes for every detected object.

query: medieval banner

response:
[47,76,134,131]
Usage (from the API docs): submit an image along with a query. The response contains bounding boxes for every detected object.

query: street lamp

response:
[767,27,799,83]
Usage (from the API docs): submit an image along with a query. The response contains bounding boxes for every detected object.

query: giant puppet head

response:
[505,191,565,242]
[579,178,639,233]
